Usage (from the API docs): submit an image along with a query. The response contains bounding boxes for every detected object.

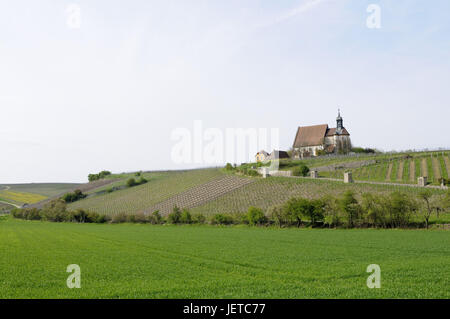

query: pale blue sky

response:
[1,0,449,183]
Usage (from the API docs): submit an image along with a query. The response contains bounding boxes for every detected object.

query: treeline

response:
[88,170,111,182]
[11,191,450,229]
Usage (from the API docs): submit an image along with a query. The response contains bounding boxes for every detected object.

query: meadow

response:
[0,216,448,299]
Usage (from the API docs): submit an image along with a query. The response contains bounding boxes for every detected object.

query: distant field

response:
[0,183,81,197]
[0,217,448,298]
[0,190,47,205]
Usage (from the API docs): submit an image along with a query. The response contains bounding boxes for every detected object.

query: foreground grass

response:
[0,217,448,298]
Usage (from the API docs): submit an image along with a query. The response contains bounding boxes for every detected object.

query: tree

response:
[247,206,267,225]
[292,164,310,177]
[267,205,285,227]
[418,190,433,229]
[338,191,360,228]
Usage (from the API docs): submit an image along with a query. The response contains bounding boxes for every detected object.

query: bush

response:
[225,163,234,171]
[88,170,111,182]
[246,206,267,225]
[292,164,310,177]
[246,169,260,177]
[62,189,87,203]
[149,210,163,224]
[111,212,128,223]
[137,177,148,185]
[127,178,137,187]
[211,214,234,225]
[168,206,182,224]
[179,209,192,224]
[192,213,206,224]
[40,199,68,222]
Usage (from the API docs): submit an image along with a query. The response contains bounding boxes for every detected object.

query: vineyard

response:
[191,176,448,216]
[68,169,226,215]
[143,175,254,215]
[317,152,449,185]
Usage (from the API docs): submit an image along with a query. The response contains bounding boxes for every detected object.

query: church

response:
[292,110,351,158]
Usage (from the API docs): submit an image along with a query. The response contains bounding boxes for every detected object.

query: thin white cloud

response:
[258,0,324,29]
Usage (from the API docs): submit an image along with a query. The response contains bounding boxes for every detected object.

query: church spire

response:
[336,108,343,134]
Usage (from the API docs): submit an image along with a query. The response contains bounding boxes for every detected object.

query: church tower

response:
[336,109,343,134]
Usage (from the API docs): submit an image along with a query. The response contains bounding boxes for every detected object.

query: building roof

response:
[293,124,328,147]
[325,127,350,136]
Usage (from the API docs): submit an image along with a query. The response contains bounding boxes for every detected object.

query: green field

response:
[0,183,81,197]
[0,216,448,299]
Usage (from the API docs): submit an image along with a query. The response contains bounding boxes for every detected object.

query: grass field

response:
[0,216,448,298]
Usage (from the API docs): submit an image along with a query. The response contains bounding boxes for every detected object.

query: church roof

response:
[293,124,328,147]
[293,124,351,148]
[325,127,350,136]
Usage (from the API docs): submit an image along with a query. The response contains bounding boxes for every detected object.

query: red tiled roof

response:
[293,124,328,147]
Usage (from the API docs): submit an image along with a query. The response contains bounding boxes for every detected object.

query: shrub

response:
[180,209,192,224]
[111,212,128,223]
[225,163,234,171]
[127,178,137,187]
[40,199,68,222]
[149,210,163,224]
[192,213,206,224]
[292,164,310,177]
[137,177,148,185]
[246,169,260,177]
[246,206,267,225]
[211,214,234,225]
[88,170,112,182]
[168,206,182,224]
[62,189,87,203]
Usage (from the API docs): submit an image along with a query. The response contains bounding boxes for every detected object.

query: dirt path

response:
[0,200,20,208]
[409,161,415,182]
[432,157,441,180]
[386,163,393,181]
[421,158,428,177]
[287,175,445,189]
[397,161,404,181]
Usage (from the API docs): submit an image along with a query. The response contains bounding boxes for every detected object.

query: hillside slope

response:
[68,169,226,215]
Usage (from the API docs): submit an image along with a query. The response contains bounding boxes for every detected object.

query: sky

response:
[0,0,449,183]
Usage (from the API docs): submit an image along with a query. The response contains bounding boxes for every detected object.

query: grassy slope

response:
[68,169,225,215]
[0,217,448,298]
